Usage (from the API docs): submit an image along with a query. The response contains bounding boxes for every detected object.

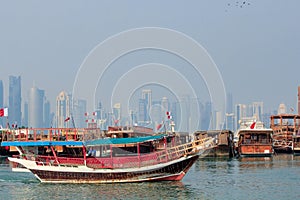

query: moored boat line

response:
[2,113,300,184]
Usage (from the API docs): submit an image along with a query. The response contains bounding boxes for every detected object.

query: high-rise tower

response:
[161,97,169,112]
[278,103,287,114]
[252,102,263,121]
[138,89,152,125]
[0,80,3,109]
[28,86,45,128]
[9,76,22,127]
[56,91,72,128]
[44,100,51,127]
[73,99,86,128]
[142,89,152,123]
[0,80,3,127]
[235,104,247,130]
[113,103,121,125]
[298,86,300,115]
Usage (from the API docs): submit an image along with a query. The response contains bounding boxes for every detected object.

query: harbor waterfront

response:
[1,155,299,199]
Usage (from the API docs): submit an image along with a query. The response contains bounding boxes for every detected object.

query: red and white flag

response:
[250,122,256,129]
[0,108,8,117]
[156,123,163,131]
[166,111,172,119]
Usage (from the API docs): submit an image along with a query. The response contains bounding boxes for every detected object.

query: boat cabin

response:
[237,129,273,157]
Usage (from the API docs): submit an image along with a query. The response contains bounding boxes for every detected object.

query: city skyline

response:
[1,77,297,132]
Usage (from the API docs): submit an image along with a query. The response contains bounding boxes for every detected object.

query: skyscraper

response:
[277,103,286,114]
[138,98,147,125]
[73,99,87,128]
[113,103,121,125]
[129,110,137,126]
[0,80,3,108]
[142,89,152,123]
[161,97,169,112]
[22,102,28,127]
[202,101,212,130]
[151,100,163,130]
[44,100,51,127]
[0,80,3,127]
[95,101,107,129]
[225,93,234,130]
[179,95,191,132]
[235,104,247,130]
[9,76,22,127]
[56,91,72,128]
[28,86,45,128]
[225,113,234,131]
[252,102,263,121]
[137,89,152,126]
[298,86,300,115]
[215,111,223,130]
[226,93,233,114]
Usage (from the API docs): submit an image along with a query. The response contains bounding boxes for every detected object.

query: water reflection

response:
[3,178,196,200]
[194,154,300,172]
[238,157,274,170]
[194,157,236,174]
[188,155,300,199]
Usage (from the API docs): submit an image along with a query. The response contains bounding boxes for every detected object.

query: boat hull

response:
[273,146,293,154]
[238,145,273,157]
[239,153,273,157]
[9,155,199,183]
[293,148,300,155]
[207,145,233,157]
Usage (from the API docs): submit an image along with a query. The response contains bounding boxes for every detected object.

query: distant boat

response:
[235,121,274,157]
[194,130,234,157]
[270,114,300,153]
[292,134,300,155]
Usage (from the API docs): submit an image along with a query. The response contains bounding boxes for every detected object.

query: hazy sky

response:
[1,0,300,114]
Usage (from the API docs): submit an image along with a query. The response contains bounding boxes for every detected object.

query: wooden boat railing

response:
[1,128,101,142]
[273,139,293,148]
[18,137,211,169]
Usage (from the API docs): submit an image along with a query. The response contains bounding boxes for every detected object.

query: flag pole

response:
[5,116,8,142]
[6,116,8,129]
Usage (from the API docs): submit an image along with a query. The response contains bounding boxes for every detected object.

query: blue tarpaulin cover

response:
[1,134,166,147]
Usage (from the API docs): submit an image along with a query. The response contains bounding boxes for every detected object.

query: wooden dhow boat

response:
[1,131,208,183]
[235,121,274,157]
[270,114,300,153]
[194,130,234,157]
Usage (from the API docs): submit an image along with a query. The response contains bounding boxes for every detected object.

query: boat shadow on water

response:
[6,180,195,199]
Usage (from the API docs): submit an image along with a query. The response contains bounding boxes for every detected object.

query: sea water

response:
[0,154,299,200]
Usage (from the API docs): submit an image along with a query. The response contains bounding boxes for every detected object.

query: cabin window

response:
[260,135,266,144]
